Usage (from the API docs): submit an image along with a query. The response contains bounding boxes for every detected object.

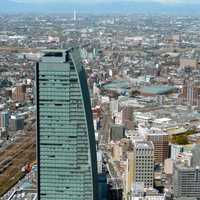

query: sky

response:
[3,0,200,14]
[10,0,200,4]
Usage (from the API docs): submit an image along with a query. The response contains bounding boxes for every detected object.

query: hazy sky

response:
[11,0,200,4]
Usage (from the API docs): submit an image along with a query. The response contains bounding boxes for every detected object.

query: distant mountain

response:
[0,0,200,14]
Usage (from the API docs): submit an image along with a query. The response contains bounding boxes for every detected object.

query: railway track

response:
[0,131,36,196]
[0,46,39,53]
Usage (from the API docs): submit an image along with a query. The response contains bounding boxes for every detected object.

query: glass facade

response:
[36,48,97,200]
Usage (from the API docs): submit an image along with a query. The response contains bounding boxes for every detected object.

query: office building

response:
[97,151,103,174]
[9,115,24,131]
[170,144,192,160]
[170,144,184,160]
[191,144,200,167]
[173,165,200,198]
[0,111,9,128]
[130,184,166,200]
[125,141,155,199]
[180,79,200,106]
[164,159,174,175]
[132,140,154,189]
[146,132,169,164]
[173,145,200,198]
[110,124,125,141]
[36,48,97,200]
[13,83,26,103]
[110,99,119,116]
[121,106,133,130]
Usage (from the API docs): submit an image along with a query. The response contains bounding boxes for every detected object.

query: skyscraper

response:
[146,132,169,164]
[124,141,154,200]
[36,48,97,200]
[13,83,26,103]
[132,140,154,189]
[173,145,200,198]
[173,165,200,198]
[0,111,9,128]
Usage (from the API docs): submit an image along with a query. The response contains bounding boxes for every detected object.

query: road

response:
[98,103,123,191]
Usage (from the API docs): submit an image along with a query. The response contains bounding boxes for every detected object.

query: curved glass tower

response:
[36,48,97,200]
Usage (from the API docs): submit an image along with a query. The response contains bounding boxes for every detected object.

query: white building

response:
[133,140,154,189]
[97,151,103,174]
[110,99,119,115]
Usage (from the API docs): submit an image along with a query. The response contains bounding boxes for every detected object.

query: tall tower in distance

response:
[74,9,77,21]
[36,48,98,200]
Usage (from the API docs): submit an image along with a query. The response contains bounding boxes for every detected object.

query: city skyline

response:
[1,3,200,200]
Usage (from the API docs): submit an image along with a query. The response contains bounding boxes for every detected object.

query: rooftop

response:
[102,79,129,93]
[140,85,176,95]
[134,140,154,150]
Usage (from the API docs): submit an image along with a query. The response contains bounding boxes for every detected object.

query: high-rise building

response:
[0,111,9,128]
[110,124,125,141]
[122,106,133,130]
[170,144,184,160]
[124,141,154,200]
[173,165,200,198]
[36,48,98,200]
[191,144,200,167]
[9,115,24,131]
[146,132,169,164]
[97,151,103,174]
[132,140,154,189]
[13,83,26,103]
[179,79,200,106]
[170,144,192,160]
[173,145,200,198]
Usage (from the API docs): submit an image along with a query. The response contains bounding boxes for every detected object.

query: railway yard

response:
[0,130,36,196]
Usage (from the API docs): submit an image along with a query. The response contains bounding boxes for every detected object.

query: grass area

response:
[170,129,196,145]
[0,171,25,197]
